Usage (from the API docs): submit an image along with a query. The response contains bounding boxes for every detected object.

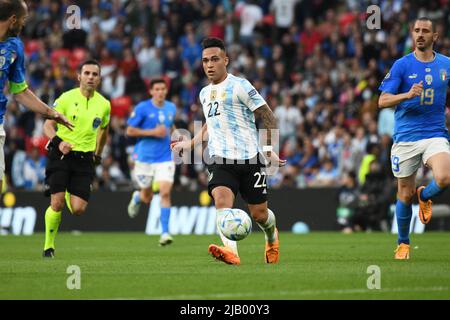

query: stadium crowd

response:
[3,0,450,207]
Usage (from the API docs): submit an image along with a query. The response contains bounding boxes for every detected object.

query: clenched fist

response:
[407,81,423,99]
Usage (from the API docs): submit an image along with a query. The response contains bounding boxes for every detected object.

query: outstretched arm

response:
[14,89,74,130]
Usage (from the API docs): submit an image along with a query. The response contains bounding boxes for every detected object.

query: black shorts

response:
[207,154,268,205]
[46,146,95,202]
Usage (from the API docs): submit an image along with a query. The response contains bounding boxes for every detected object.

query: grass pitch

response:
[0,232,449,300]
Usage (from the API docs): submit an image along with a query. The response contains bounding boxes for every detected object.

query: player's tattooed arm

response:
[254,104,277,145]
[254,105,286,167]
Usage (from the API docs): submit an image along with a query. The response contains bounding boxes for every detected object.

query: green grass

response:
[1,232,449,299]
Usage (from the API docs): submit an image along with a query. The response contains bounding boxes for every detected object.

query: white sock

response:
[216,208,239,255]
[257,208,277,243]
[132,191,141,205]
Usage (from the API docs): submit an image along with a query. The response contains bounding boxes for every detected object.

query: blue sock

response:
[396,200,412,245]
[160,207,171,234]
[420,179,446,201]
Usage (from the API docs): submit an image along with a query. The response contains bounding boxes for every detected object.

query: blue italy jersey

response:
[127,99,176,164]
[379,52,450,143]
[0,37,28,124]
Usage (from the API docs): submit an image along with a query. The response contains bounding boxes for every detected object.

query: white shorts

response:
[133,161,175,189]
[391,137,450,178]
[0,125,5,181]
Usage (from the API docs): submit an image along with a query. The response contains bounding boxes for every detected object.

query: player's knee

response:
[141,194,152,204]
[250,207,268,223]
[160,191,170,201]
[51,199,65,212]
[398,188,415,203]
[435,174,450,188]
[71,207,86,216]
[214,196,232,209]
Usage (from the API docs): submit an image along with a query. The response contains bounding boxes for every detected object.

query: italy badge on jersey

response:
[440,69,447,81]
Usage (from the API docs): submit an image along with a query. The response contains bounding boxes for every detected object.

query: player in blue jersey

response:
[0,0,72,192]
[378,17,450,260]
[126,78,177,246]
[172,37,286,265]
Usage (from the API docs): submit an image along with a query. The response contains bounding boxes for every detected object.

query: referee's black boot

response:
[43,248,55,258]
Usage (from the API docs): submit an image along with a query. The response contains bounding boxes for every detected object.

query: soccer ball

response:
[217,208,252,241]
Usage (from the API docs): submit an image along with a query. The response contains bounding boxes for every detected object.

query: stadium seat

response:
[111,96,133,118]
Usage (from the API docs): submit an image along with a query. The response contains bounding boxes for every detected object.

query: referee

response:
[42,60,111,258]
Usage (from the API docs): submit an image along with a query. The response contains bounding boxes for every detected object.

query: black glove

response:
[93,154,102,166]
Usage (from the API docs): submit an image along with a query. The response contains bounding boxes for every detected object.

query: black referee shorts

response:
[45,146,95,202]
[206,154,268,205]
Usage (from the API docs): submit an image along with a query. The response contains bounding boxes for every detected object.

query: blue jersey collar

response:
[413,50,437,63]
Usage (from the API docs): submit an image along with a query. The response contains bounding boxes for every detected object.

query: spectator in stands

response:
[238,0,264,47]
[23,146,46,190]
[4,0,448,192]
[352,160,394,232]
[102,67,126,99]
[274,92,303,145]
[336,171,359,233]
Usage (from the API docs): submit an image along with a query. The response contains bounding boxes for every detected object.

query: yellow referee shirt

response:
[53,88,111,152]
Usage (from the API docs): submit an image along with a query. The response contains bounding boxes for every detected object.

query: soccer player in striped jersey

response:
[378,17,450,260]
[172,37,286,265]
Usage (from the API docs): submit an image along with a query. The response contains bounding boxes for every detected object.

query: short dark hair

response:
[414,17,436,32]
[78,60,102,74]
[149,78,167,89]
[0,0,25,21]
[201,37,226,52]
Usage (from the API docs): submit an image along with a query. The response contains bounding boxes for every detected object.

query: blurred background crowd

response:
[3,0,450,227]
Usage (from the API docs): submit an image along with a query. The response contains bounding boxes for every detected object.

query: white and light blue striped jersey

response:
[199,73,267,160]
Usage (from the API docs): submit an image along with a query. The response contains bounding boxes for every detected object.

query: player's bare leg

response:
[208,186,240,265]
[68,195,89,216]
[248,202,279,263]
[128,186,153,218]
[158,181,174,246]
[418,152,450,224]
[394,174,416,259]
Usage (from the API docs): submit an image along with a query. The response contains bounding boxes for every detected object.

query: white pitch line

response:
[106,286,449,300]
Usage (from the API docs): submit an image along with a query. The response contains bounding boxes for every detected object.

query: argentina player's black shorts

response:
[45,144,95,202]
[206,154,268,205]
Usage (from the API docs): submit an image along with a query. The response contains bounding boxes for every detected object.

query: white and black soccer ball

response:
[217,208,252,241]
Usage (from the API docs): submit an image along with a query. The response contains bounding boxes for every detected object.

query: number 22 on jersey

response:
[207,101,221,118]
